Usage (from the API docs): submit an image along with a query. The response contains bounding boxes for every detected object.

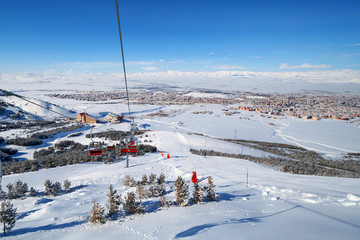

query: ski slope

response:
[1,127,360,239]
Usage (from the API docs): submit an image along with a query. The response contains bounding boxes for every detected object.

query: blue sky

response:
[1,0,360,74]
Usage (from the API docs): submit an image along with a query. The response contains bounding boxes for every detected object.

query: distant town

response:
[46,90,360,121]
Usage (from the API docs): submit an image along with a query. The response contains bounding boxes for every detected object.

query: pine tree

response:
[44,180,62,196]
[148,173,156,184]
[157,173,166,185]
[136,183,147,199]
[122,175,132,186]
[193,182,204,204]
[174,176,189,207]
[89,201,106,224]
[141,174,148,185]
[6,183,15,200]
[51,181,62,196]
[123,192,144,214]
[0,200,17,235]
[205,176,217,201]
[14,180,28,199]
[29,187,39,197]
[0,189,6,201]
[107,185,121,217]
[44,179,52,196]
[63,179,71,193]
[160,195,172,208]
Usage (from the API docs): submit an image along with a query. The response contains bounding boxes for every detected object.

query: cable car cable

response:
[115,0,132,125]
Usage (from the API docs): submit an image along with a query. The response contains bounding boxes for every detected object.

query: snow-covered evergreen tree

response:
[0,187,6,201]
[14,180,28,199]
[6,183,15,200]
[0,200,17,235]
[63,179,71,193]
[141,174,148,185]
[89,201,106,224]
[157,173,166,185]
[44,180,62,196]
[193,182,204,204]
[123,192,144,214]
[122,175,132,186]
[174,176,189,207]
[51,181,62,196]
[136,183,147,199]
[107,185,121,217]
[205,176,217,201]
[29,187,39,197]
[160,195,172,208]
[148,173,156,184]
[44,179,52,196]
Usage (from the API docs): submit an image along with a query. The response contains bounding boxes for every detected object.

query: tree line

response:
[90,173,218,224]
[190,149,360,178]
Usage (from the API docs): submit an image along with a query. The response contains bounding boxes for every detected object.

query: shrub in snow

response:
[63,179,71,193]
[52,182,62,196]
[0,147,18,156]
[123,192,144,214]
[0,186,6,201]
[14,180,28,199]
[160,195,172,208]
[0,200,17,235]
[6,184,15,200]
[193,182,204,204]
[29,187,39,197]
[157,173,166,185]
[6,137,43,146]
[89,201,106,224]
[141,174,148,185]
[148,183,166,198]
[107,185,121,218]
[122,175,135,187]
[44,179,62,196]
[44,179,52,196]
[148,173,156,184]
[137,183,147,200]
[174,176,189,207]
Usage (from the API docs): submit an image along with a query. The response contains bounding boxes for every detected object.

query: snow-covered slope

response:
[0,95,76,120]
[2,129,360,239]
[1,85,359,239]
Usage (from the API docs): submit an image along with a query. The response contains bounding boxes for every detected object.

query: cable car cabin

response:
[121,141,137,153]
[128,141,136,148]
[90,149,103,156]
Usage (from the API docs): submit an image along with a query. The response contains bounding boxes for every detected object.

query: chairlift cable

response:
[115,0,133,127]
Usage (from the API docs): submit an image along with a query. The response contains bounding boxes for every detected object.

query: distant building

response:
[76,112,97,123]
[104,113,123,123]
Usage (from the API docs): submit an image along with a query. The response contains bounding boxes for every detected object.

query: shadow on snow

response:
[3,220,86,237]
[174,205,299,238]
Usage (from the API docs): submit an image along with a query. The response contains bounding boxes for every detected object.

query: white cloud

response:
[349,43,360,46]
[248,56,264,59]
[1,69,360,93]
[279,63,332,70]
[142,66,158,71]
[64,61,122,68]
[208,52,215,55]
[212,65,246,70]
[128,60,169,65]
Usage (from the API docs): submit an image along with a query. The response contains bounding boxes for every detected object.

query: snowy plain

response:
[0,83,359,239]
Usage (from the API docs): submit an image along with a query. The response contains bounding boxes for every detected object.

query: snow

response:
[0,87,360,239]
[0,95,76,120]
